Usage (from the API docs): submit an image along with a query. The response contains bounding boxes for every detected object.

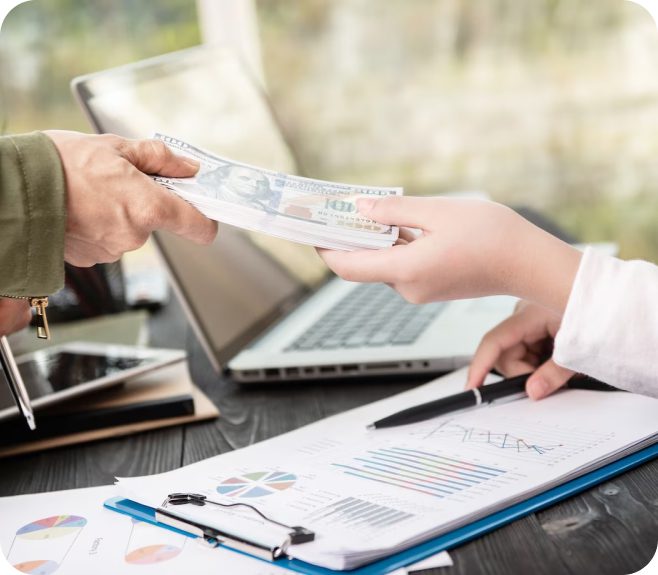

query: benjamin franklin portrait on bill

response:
[197,164,276,210]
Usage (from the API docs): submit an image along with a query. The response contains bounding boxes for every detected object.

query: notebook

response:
[0,362,218,458]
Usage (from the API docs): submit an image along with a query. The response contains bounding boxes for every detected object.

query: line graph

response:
[423,421,563,455]
[413,416,615,465]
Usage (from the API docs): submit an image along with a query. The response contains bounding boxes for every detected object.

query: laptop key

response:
[290,341,319,351]
[285,284,447,353]
[320,338,345,349]
[391,333,422,345]
[367,330,400,346]
[343,334,371,348]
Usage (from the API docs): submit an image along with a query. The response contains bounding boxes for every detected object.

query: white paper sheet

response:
[0,485,293,575]
[117,368,658,570]
[388,550,453,573]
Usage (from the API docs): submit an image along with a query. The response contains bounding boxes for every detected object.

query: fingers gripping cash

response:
[152,134,402,251]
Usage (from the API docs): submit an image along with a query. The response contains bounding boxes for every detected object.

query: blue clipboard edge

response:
[105,442,658,575]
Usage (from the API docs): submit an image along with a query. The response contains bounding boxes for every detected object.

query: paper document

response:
[153,134,401,250]
[389,550,453,574]
[117,369,658,570]
[0,485,293,575]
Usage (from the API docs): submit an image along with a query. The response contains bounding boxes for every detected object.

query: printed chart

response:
[16,517,87,540]
[125,544,181,565]
[8,515,87,574]
[333,447,506,498]
[0,485,318,575]
[306,497,415,530]
[124,518,186,565]
[415,416,616,465]
[425,421,563,455]
[217,471,297,498]
[10,560,59,575]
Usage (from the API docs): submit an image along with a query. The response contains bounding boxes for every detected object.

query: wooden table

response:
[1,295,656,575]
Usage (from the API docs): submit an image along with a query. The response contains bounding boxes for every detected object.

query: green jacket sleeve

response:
[0,132,66,297]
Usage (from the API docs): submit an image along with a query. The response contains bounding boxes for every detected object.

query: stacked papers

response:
[115,369,658,570]
[154,134,401,250]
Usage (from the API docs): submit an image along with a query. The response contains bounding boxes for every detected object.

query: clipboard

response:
[104,442,658,575]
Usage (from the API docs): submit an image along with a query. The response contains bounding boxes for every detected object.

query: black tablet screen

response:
[0,352,151,410]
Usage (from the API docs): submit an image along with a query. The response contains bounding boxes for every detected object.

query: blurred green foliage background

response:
[0,0,200,132]
[1,0,657,261]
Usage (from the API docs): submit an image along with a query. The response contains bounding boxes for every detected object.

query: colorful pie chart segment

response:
[217,471,297,498]
[125,544,182,564]
[12,560,59,575]
[16,516,87,540]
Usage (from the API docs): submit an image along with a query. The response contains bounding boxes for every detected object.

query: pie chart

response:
[16,516,87,540]
[125,544,182,564]
[217,471,297,498]
[12,560,59,575]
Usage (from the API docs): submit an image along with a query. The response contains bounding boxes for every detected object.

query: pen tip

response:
[366,424,376,431]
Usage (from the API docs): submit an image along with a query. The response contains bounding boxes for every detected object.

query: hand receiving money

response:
[152,134,401,250]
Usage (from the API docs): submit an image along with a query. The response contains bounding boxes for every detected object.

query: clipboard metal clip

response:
[156,492,315,561]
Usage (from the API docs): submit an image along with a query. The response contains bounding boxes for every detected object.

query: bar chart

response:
[306,496,415,530]
[332,447,506,499]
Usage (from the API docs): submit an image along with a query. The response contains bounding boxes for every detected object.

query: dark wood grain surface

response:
[0,298,656,575]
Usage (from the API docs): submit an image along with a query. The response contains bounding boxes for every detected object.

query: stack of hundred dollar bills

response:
[153,134,401,250]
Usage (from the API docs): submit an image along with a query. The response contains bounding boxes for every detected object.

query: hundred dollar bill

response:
[153,134,401,248]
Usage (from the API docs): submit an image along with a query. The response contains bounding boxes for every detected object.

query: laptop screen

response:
[73,46,329,370]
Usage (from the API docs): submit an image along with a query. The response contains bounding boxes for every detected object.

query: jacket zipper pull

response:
[29,297,50,340]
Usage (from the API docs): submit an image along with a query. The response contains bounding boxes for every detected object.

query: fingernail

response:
[184,159,200,171]
[356,197,376,215]
[527,377,547,400]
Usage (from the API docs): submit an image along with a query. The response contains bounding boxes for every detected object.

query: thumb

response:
[357,196,432,229]
[146,181,218,245]
[120,139,200,178]
[526,359,575,400]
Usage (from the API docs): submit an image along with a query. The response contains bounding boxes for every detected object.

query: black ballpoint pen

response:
[367,372,618,430]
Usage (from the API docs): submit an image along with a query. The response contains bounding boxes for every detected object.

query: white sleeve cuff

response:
[553,247,658,397]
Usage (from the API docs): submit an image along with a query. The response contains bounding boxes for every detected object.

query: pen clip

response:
[488,391,527,406]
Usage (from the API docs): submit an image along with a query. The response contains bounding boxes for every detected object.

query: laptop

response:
[72,45,517,383]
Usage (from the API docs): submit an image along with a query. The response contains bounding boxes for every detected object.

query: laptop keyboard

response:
[285,283,446,352]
